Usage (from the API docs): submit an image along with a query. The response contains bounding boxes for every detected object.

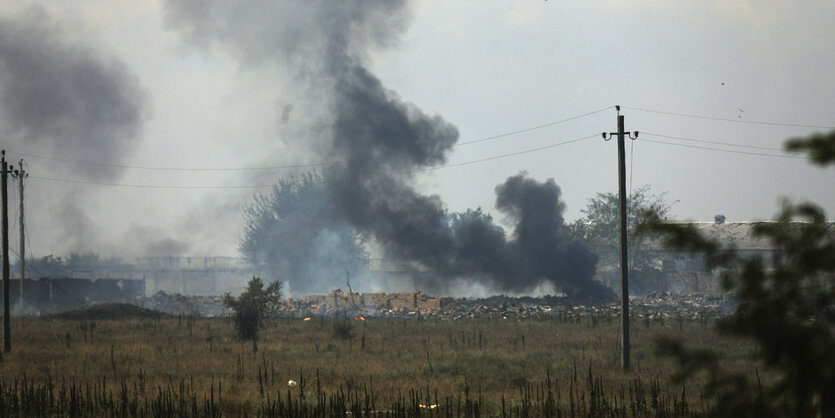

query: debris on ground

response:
[127,289,734,321]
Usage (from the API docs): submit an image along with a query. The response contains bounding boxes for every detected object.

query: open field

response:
[0,314,760,416]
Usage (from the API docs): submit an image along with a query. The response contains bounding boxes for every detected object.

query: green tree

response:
[570,185,673,293]
[223,277,283,341]
[239,172,368,294]
[640,130,835,417]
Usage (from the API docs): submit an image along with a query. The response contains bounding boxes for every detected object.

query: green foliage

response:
[223,277,282,341]
[570,185,673,293]
[239,172,368,294]
[640,131,835,417]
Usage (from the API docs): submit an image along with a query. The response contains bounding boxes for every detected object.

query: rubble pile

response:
[632,291,735,319]
[134,289,734,320]
[140,291,231,317]
[281,289,440,318]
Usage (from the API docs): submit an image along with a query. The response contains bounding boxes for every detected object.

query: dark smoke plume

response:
[489,174,605,297]
[0,7,147,180]
[0,7,149,255]
[166,0,611,298]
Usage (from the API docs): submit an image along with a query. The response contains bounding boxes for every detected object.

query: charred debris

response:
[140,289,734,322]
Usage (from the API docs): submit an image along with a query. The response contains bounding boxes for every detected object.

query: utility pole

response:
[12,160,26,313]
[1,150,10,352]
[602,106,638,371]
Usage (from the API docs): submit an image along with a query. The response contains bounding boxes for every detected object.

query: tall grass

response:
[0,374,221,417]
[0,315,757,416]
[0,370,696,417]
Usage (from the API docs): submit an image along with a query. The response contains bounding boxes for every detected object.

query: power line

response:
[3,107,613,173]
[623,106,835,129]
[638,138,807,160]
[10,104,820,178]
[641,132,786,152]
[412,134,598,172]
[8,236,69,344]
[28,175,273,190]
[29,134,601,188]
[4,151,326,172]
[9,240,86,305]
[455,106,612,146]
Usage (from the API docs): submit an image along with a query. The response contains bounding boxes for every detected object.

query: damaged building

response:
[5,256,253,313]
[616,219,835,294]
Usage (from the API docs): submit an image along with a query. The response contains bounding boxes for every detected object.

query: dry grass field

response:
[0,313,760,416]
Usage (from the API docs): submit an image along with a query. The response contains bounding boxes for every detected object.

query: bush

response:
[223,277,282,341]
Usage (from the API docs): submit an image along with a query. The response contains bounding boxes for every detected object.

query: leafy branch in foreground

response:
[784,130,835,166]
[638,130,835,417]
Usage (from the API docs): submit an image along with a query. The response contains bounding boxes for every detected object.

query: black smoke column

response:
[493,174,608,298]
[165,0,612,298]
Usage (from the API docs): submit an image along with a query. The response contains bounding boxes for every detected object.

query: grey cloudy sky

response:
[0,0,832,260]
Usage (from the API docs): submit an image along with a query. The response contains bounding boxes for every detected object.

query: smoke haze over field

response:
[0,6,149,251]
[0,1,831,296]
[166,0,611,297]
[0,7,147,180]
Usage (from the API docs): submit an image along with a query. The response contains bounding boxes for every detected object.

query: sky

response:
[0,0,832,263]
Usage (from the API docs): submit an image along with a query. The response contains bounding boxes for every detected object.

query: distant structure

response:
[5,277,142,312]
[135,257,252,295]
[12,256,254,300]
[643,220,835,293]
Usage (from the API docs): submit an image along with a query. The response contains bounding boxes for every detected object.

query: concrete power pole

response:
[602,106,638,371]
[12,160,26,313]
[1,151,10,352]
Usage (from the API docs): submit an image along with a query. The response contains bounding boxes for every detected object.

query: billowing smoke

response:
[166,0,611,298]
[0,6,149,254]
[487,174,605,297]
[122,224,191,258]
[239,173,368,295]
[326,64,459,275]
[0,7,147,181]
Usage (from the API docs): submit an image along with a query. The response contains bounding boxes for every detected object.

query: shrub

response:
[223,277,282,341]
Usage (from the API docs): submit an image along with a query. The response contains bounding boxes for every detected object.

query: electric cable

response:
[11,237,87,305]
[638,138,806,160]
[455,106,612,146]
[28,175,274,189]
[641,132,786,152]
[29,133,601,187]
[412,134,599,172]
[624,106,835,129]
[4,106,613,173]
